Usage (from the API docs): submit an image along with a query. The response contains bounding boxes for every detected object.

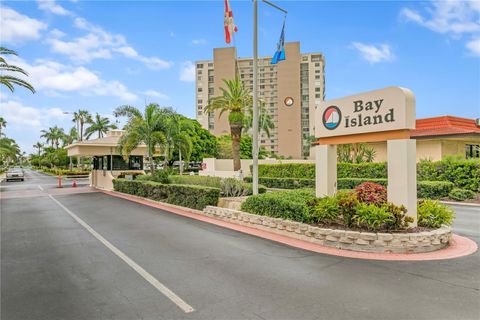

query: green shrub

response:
[417,200,455,228]
[337,162,387,179]
[337,190,359,227]
[310,196,340,224]
[448,188,476,201]
[256,162,388,180]
[245,176,315,189]
[382,203,414,230]
[169,175,265,196]
[417,181,454,199]
[113,178,220,210]
[354,203,393,231]
[241,189,316,223]
[417,157,480,192]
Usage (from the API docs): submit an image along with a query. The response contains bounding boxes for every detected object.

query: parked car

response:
[6,167,24,182]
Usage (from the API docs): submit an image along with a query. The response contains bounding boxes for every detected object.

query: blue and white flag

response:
[271,20,285,64]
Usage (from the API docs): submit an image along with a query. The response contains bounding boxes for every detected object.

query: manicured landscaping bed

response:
[113,178,220,210]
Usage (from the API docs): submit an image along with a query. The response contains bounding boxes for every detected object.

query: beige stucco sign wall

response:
[315,86,416,138]
[315,86,418,226]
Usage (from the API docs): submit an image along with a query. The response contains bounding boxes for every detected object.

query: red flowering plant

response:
[354,182,387,206]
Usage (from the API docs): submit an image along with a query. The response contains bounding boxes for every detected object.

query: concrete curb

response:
[440,201,480,207]
[103,190,478,261]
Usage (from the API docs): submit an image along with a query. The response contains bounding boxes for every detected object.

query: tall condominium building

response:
[195,42,325,159]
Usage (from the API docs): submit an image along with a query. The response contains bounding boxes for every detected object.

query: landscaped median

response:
[111,174,459,255]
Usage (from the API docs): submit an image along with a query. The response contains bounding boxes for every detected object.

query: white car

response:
[6,167,24,182]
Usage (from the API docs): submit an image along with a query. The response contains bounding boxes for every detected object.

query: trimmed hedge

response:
[241,189,316,223]
[417,181,454,199]
[256,162,387,180]
[246,176,387,190]
[168,175,266,195]
[448,188,476,201]
[113,178,220,210]
[256,158,480,191]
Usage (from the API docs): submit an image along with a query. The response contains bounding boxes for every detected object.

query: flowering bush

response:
[354,182,387,205]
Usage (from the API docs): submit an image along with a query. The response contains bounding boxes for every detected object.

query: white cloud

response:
[400,1,480,55]
[45,17,171,69]
[0,7,47,43]
[192,39,207,45]
[0,100,67,128]
[141,90,170,100]
[351,42,394,64]
[466,38,480,56]
[37,0,72,16]
[180,61,196,82]
[9,56,138,101]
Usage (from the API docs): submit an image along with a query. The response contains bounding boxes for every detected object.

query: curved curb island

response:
[203,206,452,254]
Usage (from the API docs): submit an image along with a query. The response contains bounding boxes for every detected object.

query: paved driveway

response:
[1,170,479,319]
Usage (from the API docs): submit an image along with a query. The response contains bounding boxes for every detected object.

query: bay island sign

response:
[314,86,418,226]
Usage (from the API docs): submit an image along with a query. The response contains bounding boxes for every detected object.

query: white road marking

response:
[38,185,44,191]
[47,195,194,313]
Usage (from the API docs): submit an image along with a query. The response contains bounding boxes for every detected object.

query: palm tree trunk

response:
[149,151,155,175]
[230,121,242,172]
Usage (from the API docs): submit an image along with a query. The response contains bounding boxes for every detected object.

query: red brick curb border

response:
[103,190,478,261]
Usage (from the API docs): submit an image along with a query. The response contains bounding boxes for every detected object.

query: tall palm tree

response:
[165,113,193,174]
[0,117,6,137]
[114,103,168,174]
[72,110,92,141]
[0,47,35,94]
[85,113,117,139]
[205,78,252,171]
[61,127,78,146]
[33,142,43,157]
[40,126,65,149]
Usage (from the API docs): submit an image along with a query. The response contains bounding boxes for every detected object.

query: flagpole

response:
[252,0,287,196]
[252,0,259,195]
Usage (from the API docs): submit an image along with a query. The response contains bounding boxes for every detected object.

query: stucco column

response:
[387,139,417,226]
[315,144,337,198]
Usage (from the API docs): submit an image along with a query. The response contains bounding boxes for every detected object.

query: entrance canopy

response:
[65,130,147,157]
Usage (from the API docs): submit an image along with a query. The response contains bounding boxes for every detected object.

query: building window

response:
[315,87,321,92]
[197,63,204,68]
[208,63,213,67]
[466,144,480,158]
[315,70,320,74]
[197,111,202,115]
[315,63,320,67]
[315,94,321,98]
[198,88,203,92]
[198,99,203,103]
[315,75,320,79]
[197,70,202,75]
[208,76,214,82]
[208,88,214,95]
[197,105,202,110]
[197,76,202,81]
[311,55,321,62]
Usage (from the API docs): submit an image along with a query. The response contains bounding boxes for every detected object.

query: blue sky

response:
[0,0,479,153]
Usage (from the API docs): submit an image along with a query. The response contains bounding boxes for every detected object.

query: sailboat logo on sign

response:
[322,106,342,130]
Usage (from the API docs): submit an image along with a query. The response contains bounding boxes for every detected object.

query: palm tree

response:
[62,127,78,146]
[72,110,92,141]
[33,142,43,157]
[85,113,117,139]
[0,47,35,94]
[114,103,168,174]
[205,78,252,171]
[0,117,6,137]
[165,113,193,174]
[244,100,275,137]
[40,126,65,149]
[0,137,20,164]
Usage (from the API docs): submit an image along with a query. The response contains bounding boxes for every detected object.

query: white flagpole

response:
[252,0,259,195]
[252,0,287,196]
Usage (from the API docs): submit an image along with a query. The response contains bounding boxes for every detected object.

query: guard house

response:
[65,130,147,190]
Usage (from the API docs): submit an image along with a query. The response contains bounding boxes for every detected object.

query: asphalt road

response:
[1,169,479,320]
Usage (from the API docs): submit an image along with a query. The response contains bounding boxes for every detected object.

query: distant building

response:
[195,42,325,159]
[369,116,480,161]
